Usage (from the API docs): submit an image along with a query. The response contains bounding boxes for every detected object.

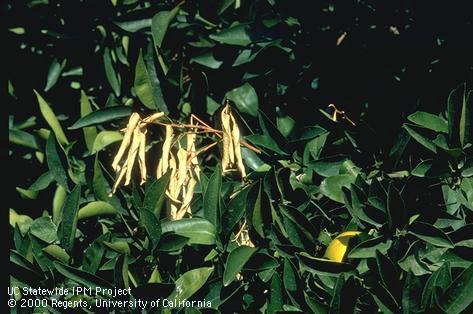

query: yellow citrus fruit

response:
[323,231,362,262]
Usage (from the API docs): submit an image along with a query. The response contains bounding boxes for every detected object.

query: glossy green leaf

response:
[78,201,116,220]
[59,185,81,252]
[161,218,216,245]
[91,131,123,153]
[42,244,69,264]
[34,90,69,146]
[46,134,69,191]
[151,5,180,48]
[402,272,422,314]
[103,47,121,96]
[83,232,110,274]
[407,111,448,133]
[69,106,132,129]
[140,208,161,252]
[103,241,130,254]
[114,254,129,289]
[320,174,356,203]
[191,51,223,69]
[44,58,66,92]
[222,186,250,237]
[409,222,454,248]
[143,171,172,217]
[348,236,392,259]
[29,171,53,191]
[297,252,353,276]
[223,246,257,286]
[403,125,437,153]
[210,24,252,46]
[54,261,113,290]
[168,267,214,300]
[80,90,98,151]
[203,165,222,226]
[30,217,57,244]
[9,129,39,150]
[441,264,473,314]
[246,134,286,155]
[226,82,258,117]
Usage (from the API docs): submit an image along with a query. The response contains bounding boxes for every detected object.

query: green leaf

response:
[296,252,353,276]
[46,134,69,191]
[140,208,161,252]
[103,47,120,96]
[80,90,97,151]
[375,250,399,293]
[223,245,257,286]
[29,234,53,271]
[387,183,405,230]
[34,90,69,146]
[114,18,151,32]
[226,82,259,117]
[280,205,317,244]
[252,182,264,238]
[403,125,437,153]
[268,274,283,313]
[52,185,67,224]
[44,58,66,92]
[320,174,356,203]
[83,232,110,274]
[447,84,471,147]
[114,254,129,289]
[421,262,451,309]
[441,264,473,314]
[210,24,252,46]
[246,134,287,155]
[330,274,359,314]
[222,186,250,237]
[143,171,172,218]
[409,222,454,248]
[93,157,112,202]
[276,112,295,138]
[161,218,215,245]
[42,244,69,264]
[16,187,38,200]
[203,165,222,226]
[151,5,181,48]
[397,241,431,276]
[342,185,382,228]
[134,49,168,112]
[103,241,130,254]
[69,106,132,129]
[92,131,123,153]
[402,272,422,314]
[54,261,113,290]
[9,129,39,149]
[59,185,81,252]
[348,236,392,259]
[191,51,223,69]
[407,111,448,133]
[78,201,116,220]
[29,171,54,191]
[459,89,471,147]
[168,267,214,300]
[30,217,57,244]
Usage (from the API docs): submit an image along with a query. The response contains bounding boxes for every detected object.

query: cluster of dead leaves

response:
[110,102,258,222]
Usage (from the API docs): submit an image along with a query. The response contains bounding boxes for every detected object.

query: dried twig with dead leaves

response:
[110,102,260,224]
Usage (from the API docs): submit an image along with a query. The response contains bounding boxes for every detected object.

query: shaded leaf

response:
[223,246,257,286]
[34,90,69,145]
[69,106,132,130]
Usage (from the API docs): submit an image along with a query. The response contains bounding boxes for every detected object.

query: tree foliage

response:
[7,0,473,313]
